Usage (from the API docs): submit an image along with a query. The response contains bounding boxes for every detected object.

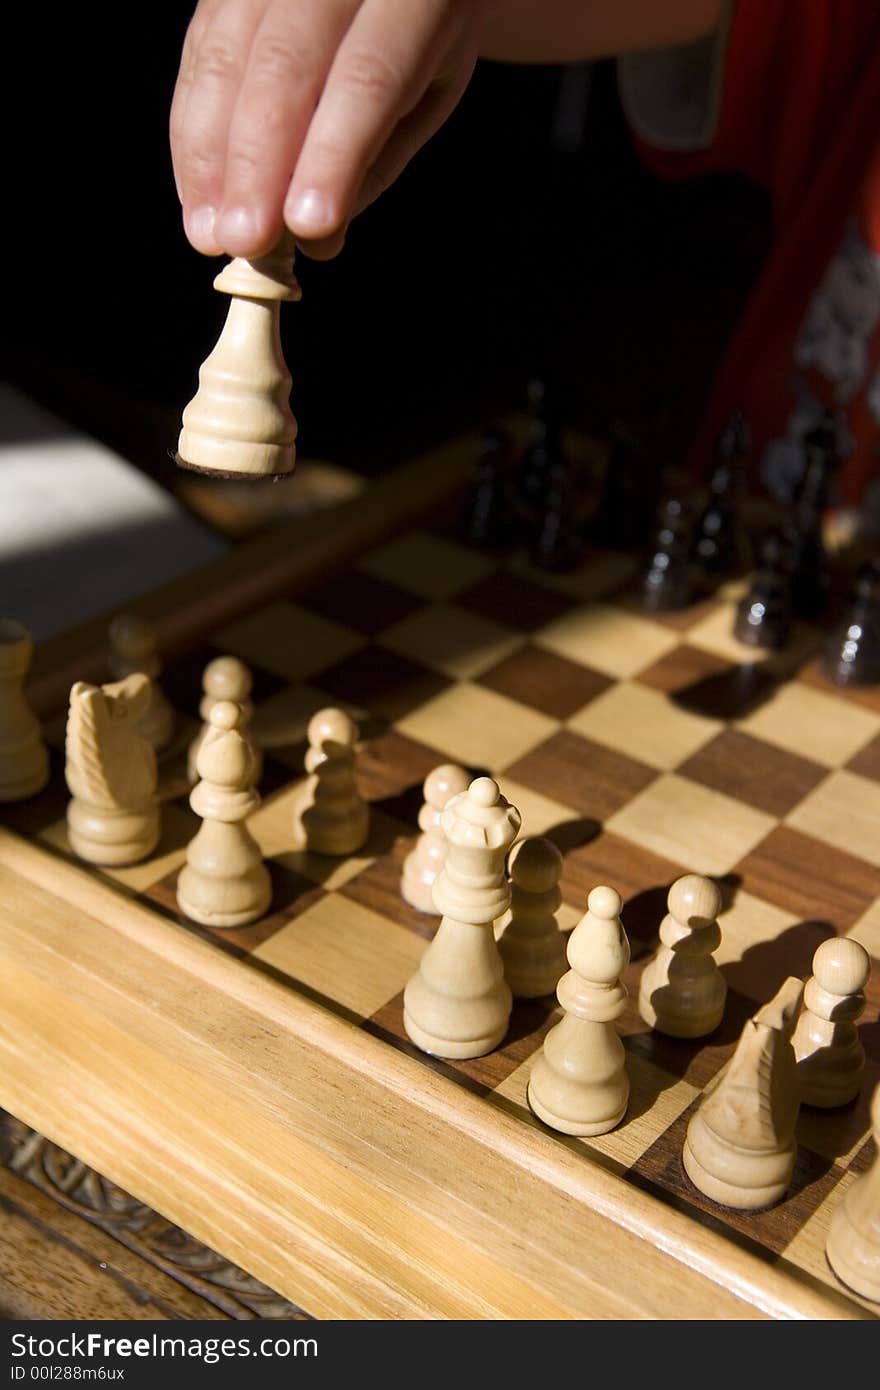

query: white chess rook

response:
[403,777,521,1059]
[0,619,49,801]
[177,236,300,479]
[527,885,631,1137]
[498,836,567,999]
[401,763,469,913]
[177,701,270,928]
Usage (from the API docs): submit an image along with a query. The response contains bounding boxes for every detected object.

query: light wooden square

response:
[780,1170,865,1302]
[712,890,800,970]
[36,805,193,893]
[786,770,880,868]
[379,603,523,680]
[847,897,880,960]
[536,604,679,680]
[497,778,583,837]
[397,683,558,772]
[252,893,425,1018]
[566,681,722,771]
[494,1044,700,1170]
[606,773,776,876]
[508,550,639,603]
[213,601,363,682]
[737,684,880,769]
[357,531,492,600]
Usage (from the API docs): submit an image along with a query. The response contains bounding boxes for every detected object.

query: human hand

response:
[170,0,487,261]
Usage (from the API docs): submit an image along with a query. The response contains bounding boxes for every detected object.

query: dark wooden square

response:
[639,647,779,721]
[314,646,451,723]
[679,730,827,818]
[456,569,574,632]
[558,830,688,951]
[477,644,613,720]
[306,570,424,636]
[637,644,735,695]
[735,825,880,932]
[505,730,658,825]
[847,733,880,783]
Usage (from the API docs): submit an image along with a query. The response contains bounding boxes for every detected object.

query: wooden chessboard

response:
[1,429,878,1321]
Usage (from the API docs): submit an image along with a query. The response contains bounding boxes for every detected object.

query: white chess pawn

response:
[527,885,631,1137]
[401,763,469,913]
[108,613,175,752]
[0,619,49,801]
[403,777,521,1059]
[638,874,727,1038]
[293,708,369,856]
[65,675,159,866]
[683,976,804,1210]
[498,837,567,999]
[177,237,300,479]
[188,655,261,785]
[177,701,270,928]
[793,937,870,1108]
[826,1081,880,1303]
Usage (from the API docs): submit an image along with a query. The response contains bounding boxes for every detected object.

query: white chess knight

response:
[65,674,159,866]
[177,235,300,478]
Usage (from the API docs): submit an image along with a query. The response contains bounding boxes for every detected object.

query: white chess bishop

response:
[527,886,631,1137]
[177,701,270,928]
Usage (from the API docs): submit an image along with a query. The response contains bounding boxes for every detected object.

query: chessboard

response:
[1,428,878,1321]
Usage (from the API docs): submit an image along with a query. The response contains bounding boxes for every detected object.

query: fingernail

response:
[217,205,258,247]
[287,189,332,234]
[185,205,216,247]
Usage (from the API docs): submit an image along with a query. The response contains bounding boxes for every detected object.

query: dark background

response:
[7,9,771,482]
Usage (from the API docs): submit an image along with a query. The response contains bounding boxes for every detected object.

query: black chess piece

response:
[531,454,583,572]
[513,379,566,527]
[463,425,514,548]
[641,498,696,611]
[692,410,752,582]
[592,419,660,551]
[821,557,880,687]
[734,529,795,650]
[789,411,838,619]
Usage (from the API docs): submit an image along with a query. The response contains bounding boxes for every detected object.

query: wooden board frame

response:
[0,434,872,1321]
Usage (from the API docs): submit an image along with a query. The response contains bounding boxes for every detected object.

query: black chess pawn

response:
[591,419,661,551]
[821,557,880,687]
[692,410,752,581]
[641,498,696,611]
[513,379,566,526]
[531,454,583,572]
[463,425,514,548]
[734,529,795,650]
[790,411,838,619]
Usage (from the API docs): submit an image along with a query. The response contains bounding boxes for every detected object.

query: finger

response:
[216,0,358,259]
[170,0,223,203]
[350,54,473,220]
[284,0,458,240]
[174,0,268,253]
